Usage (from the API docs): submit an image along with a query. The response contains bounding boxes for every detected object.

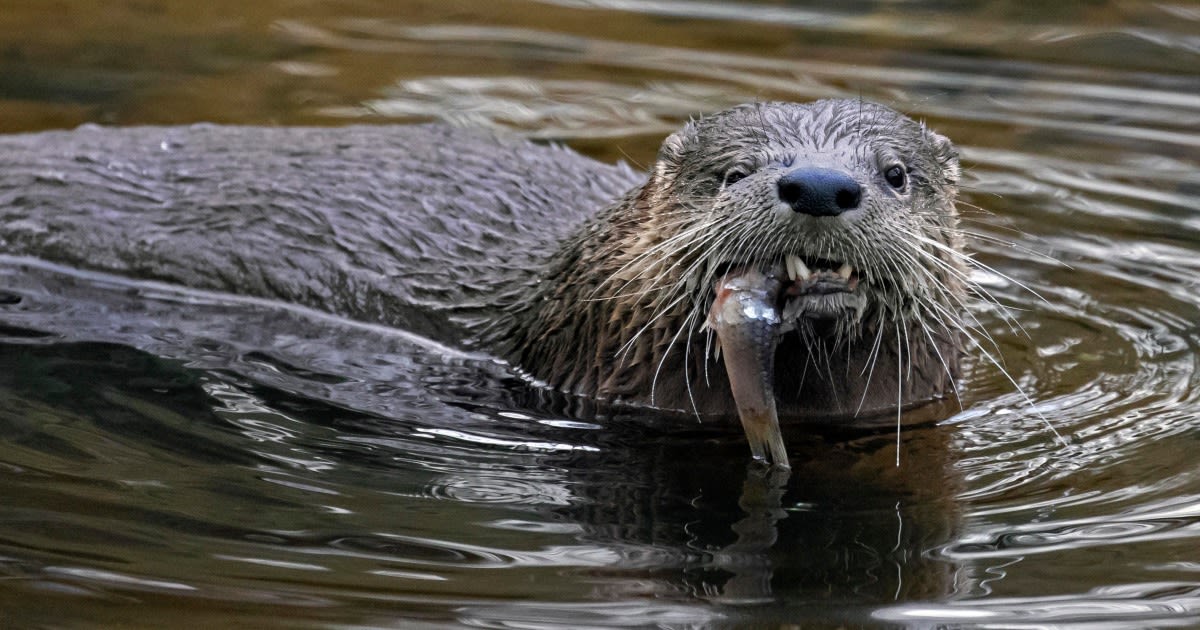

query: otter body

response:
[0,124,639,343]
[0,100,967,428]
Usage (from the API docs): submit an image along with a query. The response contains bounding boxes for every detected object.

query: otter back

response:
[0,124,640,344]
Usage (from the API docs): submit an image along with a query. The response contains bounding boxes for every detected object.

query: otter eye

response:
[722,169,749,187]
[884,164,907,190]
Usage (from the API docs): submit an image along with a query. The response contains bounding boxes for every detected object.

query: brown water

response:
[1,1,1199,627]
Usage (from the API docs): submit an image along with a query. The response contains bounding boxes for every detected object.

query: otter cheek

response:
[707,269,790,469]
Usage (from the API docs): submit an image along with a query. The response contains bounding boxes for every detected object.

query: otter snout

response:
[777,167,861,216]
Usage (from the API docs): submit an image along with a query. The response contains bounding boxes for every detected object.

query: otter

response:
[0,99,966,466]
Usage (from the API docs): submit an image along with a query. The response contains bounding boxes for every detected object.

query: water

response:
[1,1,1199,627]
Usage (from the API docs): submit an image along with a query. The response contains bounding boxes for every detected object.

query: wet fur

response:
[0,100,971,423]
[502,100,968,419]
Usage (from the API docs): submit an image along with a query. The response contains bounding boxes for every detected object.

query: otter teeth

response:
[786,255,853,281]
[786,255,811,281]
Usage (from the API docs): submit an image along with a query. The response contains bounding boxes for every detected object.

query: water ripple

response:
[424,474,575,506]
[877,582,1200,627]
[277,17,1200,155]
[0,1,1198,626]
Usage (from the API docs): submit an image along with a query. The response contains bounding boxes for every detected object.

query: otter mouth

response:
[704,255,864,468]
[711,255,864,327]
[780,254,861,322]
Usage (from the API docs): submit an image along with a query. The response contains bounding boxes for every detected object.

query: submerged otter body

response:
[0,100,966,441]
[0,123,639,345]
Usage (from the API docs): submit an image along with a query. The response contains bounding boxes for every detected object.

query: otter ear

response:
[648,123,693,191]
[926,128,960,184]
[639,124,693,206]
[659,116,703,165]
[656,126,690,167]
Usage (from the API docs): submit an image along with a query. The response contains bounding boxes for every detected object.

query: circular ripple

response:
[424,474,573,506]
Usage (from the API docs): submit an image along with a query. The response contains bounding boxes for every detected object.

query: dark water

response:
[2,1,1199,627]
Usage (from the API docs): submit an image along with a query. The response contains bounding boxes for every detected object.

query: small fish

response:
[708,268,790,469]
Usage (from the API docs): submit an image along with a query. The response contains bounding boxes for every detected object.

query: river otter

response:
[0,99,965,465]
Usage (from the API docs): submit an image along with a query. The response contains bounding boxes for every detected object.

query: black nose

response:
[777,167,862,216]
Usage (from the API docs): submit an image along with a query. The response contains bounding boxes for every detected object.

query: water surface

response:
[1,1,1199,627]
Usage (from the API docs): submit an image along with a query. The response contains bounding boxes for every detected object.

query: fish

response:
[707,268,790,469]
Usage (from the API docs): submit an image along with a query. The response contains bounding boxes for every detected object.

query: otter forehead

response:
[667,100,929,172]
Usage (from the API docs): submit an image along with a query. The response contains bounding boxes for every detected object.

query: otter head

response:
[509,100,966,428]
[650,99,962,340]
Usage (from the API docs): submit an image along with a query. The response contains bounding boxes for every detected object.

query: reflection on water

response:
[1,0,1199,626]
